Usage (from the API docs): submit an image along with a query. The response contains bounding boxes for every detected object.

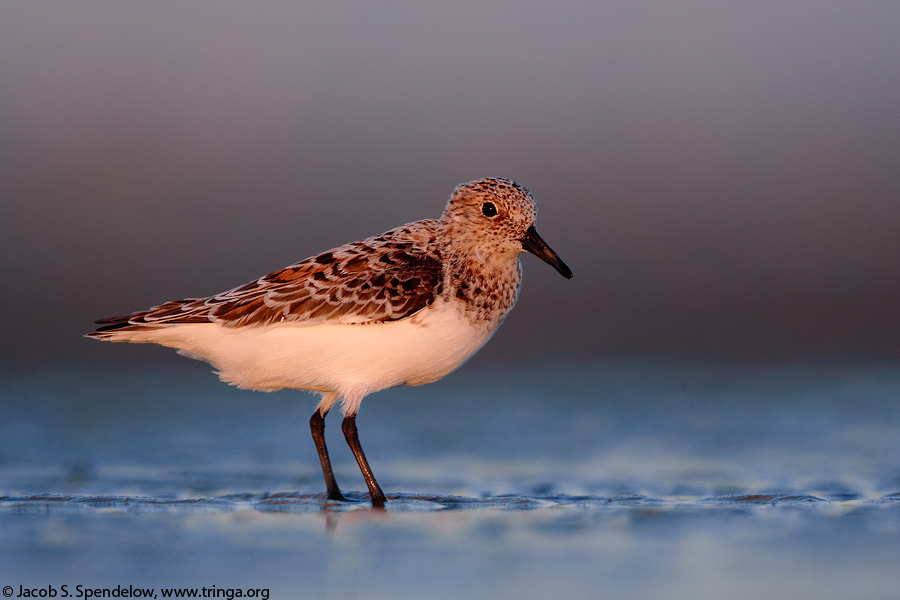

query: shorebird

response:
[87,177,572,507]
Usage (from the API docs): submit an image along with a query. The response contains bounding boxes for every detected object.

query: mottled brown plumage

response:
[92,221,445,334]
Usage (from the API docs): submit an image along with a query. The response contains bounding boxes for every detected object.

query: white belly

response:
[110,298,496,409]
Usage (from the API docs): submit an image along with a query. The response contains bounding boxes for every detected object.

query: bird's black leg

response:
[309,408,345,502]
[341,413,387,508]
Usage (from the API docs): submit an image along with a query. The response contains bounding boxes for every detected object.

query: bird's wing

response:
[90,220,444,334]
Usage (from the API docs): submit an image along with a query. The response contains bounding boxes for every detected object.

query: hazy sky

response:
[2,1,899,368]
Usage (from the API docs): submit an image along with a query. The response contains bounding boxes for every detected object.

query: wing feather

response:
[88,220,444,337]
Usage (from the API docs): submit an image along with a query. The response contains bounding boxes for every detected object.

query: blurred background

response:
[2,0,899,371]
[3,5,900,599]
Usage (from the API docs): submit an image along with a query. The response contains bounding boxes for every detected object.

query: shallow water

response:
[2,361,899,599]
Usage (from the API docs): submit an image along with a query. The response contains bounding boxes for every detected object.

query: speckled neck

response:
[442,251,522,328]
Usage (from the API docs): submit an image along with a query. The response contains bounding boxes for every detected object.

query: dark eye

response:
[482,202,498,217]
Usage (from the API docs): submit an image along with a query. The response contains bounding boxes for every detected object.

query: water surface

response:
[2,362,898,598]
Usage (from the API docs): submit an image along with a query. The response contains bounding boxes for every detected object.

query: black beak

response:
[521,226,573,279]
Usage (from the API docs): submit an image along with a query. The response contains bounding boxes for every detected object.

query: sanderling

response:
[87,177,572,507]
